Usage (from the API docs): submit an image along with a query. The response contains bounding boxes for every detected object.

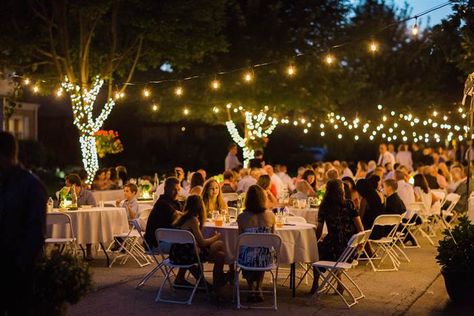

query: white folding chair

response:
[228,207,239,219]
[441,193,461,229]
[307,230,371,308]
[362,215,402,272]
[45,212,78,255]
[107,221,151,268]
[408,202,435,245]
[234,233,282,310]
[223,192,239,203]
[155,228,209,305]
[134,217,169,289]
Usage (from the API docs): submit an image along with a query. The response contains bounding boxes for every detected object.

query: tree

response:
[0,0,227,182]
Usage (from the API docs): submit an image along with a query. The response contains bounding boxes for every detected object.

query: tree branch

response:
[102,2,119,78]
[118,35,144,93]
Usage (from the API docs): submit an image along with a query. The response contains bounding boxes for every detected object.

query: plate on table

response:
[81,205,93,209]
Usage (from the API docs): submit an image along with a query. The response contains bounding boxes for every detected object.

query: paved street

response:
[69,237,473,315]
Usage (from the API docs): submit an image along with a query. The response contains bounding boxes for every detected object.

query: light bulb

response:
[175,86,183,96]
[325,54,335,65]
[32,85,40,94]
[56,88,63,97]
[23,78,31,85]
[143,88,151,97]
[286,65,296,76]
[152,104,159,112]
[183,107,190,115]
[211,80,220,90]
[369,41,378,53]
[243,72,253,82]
[412,21,419,36]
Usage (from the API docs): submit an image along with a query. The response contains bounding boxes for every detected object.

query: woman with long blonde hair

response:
[201,178,227,218]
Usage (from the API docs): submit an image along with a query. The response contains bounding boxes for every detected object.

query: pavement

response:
[69,237,474,316]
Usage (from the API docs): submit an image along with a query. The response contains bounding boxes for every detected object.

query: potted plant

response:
[34,250,93,315]
[436,216,474,304]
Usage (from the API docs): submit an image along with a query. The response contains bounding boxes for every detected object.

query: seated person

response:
[201,178,228,218]
[171,195,226,297]
[290,180,315,200]
[237,185,276,302]
[312,179,363,294]
[383,179,406,215]
[257,174,278,209]
[221,170,237,193]
[188,172,205,196]
[117,183,139,219]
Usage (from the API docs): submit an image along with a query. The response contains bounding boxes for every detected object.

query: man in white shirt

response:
[276,165,295,193]
[394,170,415,212]
[396,144,413,171]
[225,143,241,171]
[341,161,354,179]
[237,168,257,193]
[377,143,395,166]
[264,165,284,199]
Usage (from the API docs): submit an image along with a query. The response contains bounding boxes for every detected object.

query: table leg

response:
[290,263,296,297]
[99,242,110,266]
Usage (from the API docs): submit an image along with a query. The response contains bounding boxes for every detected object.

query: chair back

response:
[223,193,239,203]
[156,228,196,244]
[235,233,282,264]
[228,207,239,218]
[138,207,152,227]
[286,216,307,223]
[336,230,371,264]
[370,214,401,241]
[46,212,75,239]
[444,193,461,213]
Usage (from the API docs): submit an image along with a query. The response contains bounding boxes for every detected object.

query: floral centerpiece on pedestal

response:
[94,130,124,158]
[58,186,72,209]
[138,179,153,200]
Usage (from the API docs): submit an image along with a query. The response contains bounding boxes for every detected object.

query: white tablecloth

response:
[203,222,318,264]
[92,190,124,202]
[288,207,319,225]
[50,207,129,245]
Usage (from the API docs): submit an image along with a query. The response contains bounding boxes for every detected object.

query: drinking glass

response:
[276,214,284,228]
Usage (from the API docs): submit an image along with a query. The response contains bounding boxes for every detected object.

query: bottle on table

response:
[47,197,54,212]
[70,184,78,210]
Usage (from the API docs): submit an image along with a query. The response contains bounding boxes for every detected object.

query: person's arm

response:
[189,217,220,247]
[353,216,364,233]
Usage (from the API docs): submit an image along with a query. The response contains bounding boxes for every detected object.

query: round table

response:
[203,221,318,264]
[203,221,318,297]
[51,207,129,245]
[288,207,319,225]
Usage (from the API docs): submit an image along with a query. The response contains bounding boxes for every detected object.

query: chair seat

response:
[162,258,199,269]
[45,237,75,243]
[312,260,352,269]
[236,263,278,271]
[370,237,393,244]
[114,230,141,238]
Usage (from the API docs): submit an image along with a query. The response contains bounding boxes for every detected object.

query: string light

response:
[174,86,183,96]
[324,54,335,65]
[143,88,151,98]
[32,85,40,94]
[369,41,378,53]
[412,18,419,36]
[55,88,63,97]
[23,78,31,85]
[212,106,220,113]
[286,65,296,76]
[243,71,253,82]
[211,79,221,90]
[183,107,190,115]
[152,104,159,112]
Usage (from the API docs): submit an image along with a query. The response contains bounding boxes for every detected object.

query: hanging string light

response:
[143,88,151,98]
[174,86,184,96]
[369,41,378,53]
[32,84,40,94]
[23,78,31,85]
[183,107,190,115]
[243,71,254,83]
[412,17,419,36]
[324,53,335,65]
[211,79,221,90]
[286,65,296,76]
[55,87,63,97]
[152,103,159,112]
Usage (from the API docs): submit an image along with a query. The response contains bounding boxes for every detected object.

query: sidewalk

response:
[69,238,468,315]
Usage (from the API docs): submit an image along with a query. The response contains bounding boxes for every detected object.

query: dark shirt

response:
[144,195,182,248]
[424,174,440,190]
[249,157,264,169]
[77,188,97,206]
[221,183,236,193]
[385,193,406,215]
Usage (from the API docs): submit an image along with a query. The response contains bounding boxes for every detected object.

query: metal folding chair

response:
[307,230,371,308]
[45,212,78,255]
[155,228,209,305]
[234,233,282,310]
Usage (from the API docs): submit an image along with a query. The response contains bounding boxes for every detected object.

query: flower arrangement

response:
[94,129,124,158]
[138,179,153,200]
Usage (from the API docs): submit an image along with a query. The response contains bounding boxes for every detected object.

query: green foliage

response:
[34,250,93,311]
[436,216,474,275]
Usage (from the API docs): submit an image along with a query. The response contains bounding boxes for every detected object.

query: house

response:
[0,76,40,140]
